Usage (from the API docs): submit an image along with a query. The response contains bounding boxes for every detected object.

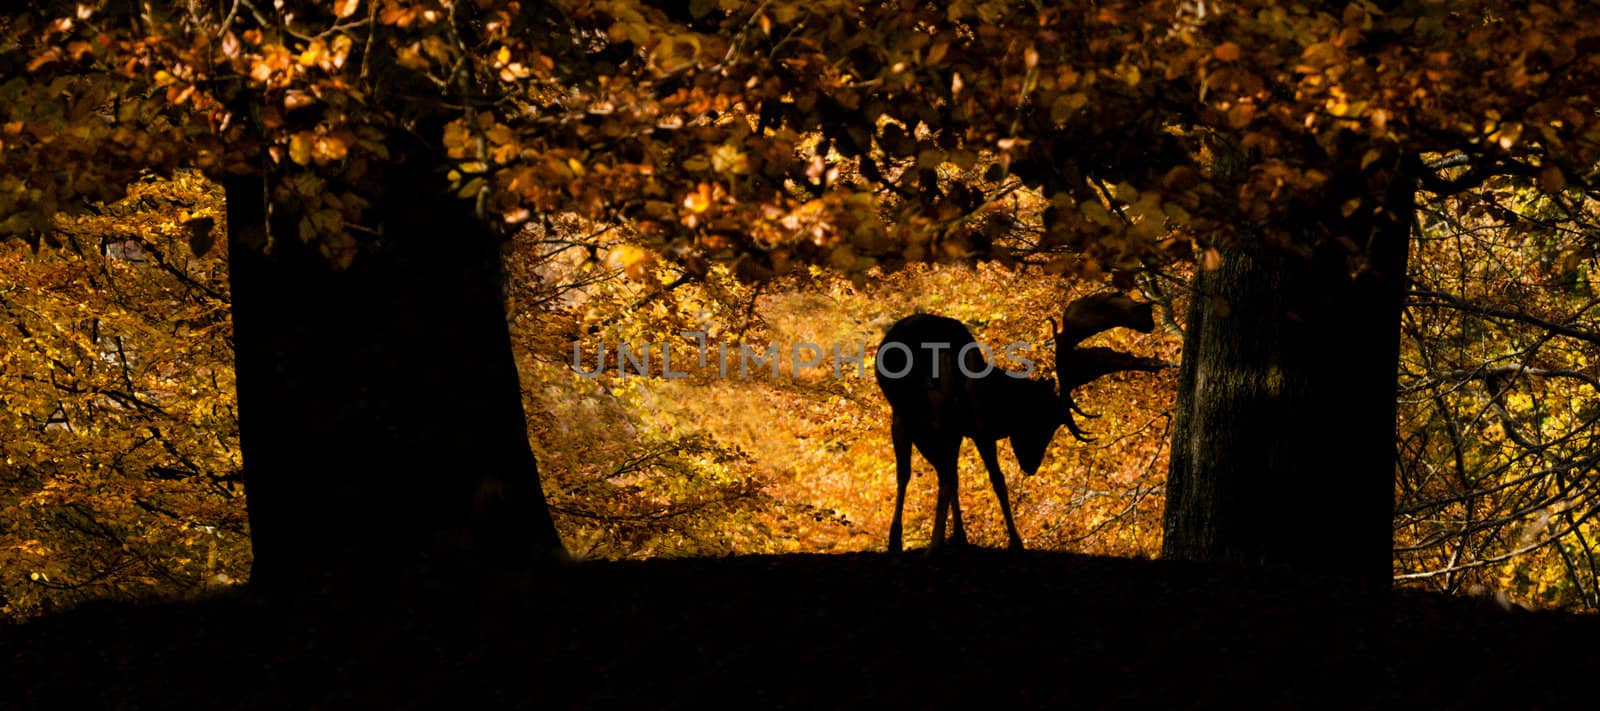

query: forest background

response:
[3,162,1595,618]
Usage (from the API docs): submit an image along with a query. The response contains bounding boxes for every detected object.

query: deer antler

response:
[1056,291,1156,348]
[1061,392,1096,443]
[1054,292,1168,441]
[1059,347,1168,393]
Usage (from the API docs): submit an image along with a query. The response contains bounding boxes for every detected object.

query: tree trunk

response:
[223,154,564,588]
[1162,168,1415,588]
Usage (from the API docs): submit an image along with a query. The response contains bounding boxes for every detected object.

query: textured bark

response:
[1162,169,1415,587]
[223,152,563,587]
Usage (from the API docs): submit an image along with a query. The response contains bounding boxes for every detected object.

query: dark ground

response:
[5,550,1596,709]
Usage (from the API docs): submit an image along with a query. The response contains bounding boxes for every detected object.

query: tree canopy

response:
[8,1,1598,273]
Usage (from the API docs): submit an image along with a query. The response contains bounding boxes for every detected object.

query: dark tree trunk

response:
[223,153,564,588]
[1162,167,1415,588]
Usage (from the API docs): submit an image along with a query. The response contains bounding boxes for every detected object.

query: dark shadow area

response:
[6,551,1595,708]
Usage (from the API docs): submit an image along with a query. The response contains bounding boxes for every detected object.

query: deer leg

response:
[926,437,961,549]
[888,417,913,553]
[976,439,1024,550]
[948,474,968,547]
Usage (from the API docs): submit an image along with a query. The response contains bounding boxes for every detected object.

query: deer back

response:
[876,314,982,434]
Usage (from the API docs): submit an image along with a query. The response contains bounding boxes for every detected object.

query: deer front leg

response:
[888,417,913,553]
[976,439,1024,550]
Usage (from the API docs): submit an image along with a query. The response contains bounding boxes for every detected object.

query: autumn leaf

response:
[288,132,313,165]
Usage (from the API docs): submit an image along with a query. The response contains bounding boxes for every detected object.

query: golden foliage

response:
[0,173,243,619]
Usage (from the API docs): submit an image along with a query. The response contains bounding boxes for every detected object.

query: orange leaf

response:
[1227,104,1255,129]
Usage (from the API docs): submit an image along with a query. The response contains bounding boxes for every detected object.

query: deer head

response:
[1003,376,1067,476]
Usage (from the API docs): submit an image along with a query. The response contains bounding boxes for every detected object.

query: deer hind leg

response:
[888,416,913,553]
[947,482,968,546]
[921,435,964,548]
[976,439,1024,550]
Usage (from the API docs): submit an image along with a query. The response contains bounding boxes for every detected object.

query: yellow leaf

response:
[288,132,313,165]
[1360,149,1382,170]
[335,0,361,20]
[299,40,324,67]
[396,44,428,71]
[313,135,348,164]
[1116,63,1141,87]
[330,35,353,68]
[1302,42,1337,67]
[712,144,748,174]
[456,177,485,199]
[609,245,655,279]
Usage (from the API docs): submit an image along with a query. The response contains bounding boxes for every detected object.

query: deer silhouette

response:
[877,292,1163,552]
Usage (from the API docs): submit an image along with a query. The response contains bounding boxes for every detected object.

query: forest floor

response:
[5,550,1597,709]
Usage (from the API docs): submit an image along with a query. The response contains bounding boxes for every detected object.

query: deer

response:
[876,292,1164,552]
